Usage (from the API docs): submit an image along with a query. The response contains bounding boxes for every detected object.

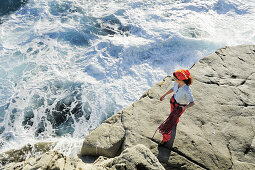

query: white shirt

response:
[171,82,194,105]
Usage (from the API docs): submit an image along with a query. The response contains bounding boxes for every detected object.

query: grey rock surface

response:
[80,45,255,170]
[0,142,56,169]
[94,144,165,170]
[3,151,104,170]
[80,122,125,158]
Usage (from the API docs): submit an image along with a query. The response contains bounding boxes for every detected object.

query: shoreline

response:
[2,45,255,170]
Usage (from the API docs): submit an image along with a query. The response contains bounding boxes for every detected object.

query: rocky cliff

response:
[2,45,255,170]
[80,45,255,170]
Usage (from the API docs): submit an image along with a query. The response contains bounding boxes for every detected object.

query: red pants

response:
[159,96,185,142]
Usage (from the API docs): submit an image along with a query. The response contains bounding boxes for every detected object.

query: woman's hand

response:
[182,102,195,110]
[160,89,173,101]
[160,96,165,101]
[180,106,186,111]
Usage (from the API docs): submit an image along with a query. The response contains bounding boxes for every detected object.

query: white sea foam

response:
[0,0,255,156]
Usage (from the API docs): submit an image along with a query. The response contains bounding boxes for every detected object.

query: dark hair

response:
[173,73,193,86]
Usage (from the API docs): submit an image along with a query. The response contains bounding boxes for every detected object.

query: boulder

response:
[94,144,165,170]
[80,45,255,169]
[0,142,56,168]
[3,151,104,170]
[80,121,125,158]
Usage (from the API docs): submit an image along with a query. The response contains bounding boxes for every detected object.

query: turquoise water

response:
[0,0,255,156]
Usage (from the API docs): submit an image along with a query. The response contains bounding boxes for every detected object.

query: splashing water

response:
[0,0,255,156]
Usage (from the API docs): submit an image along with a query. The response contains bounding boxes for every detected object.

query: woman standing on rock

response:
[157,69,195,145]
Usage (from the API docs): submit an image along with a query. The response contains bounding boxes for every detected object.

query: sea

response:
[0,0,255,157]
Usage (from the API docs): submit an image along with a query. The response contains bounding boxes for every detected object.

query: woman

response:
[158,69,195,144]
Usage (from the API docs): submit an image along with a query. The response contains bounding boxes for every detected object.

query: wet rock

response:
[3,151,104,170]
[0,142,56,168]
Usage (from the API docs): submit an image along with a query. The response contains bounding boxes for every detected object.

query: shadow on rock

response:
[157,125,177,162]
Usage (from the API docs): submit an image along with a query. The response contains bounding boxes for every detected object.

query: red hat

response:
[174,69,190,81]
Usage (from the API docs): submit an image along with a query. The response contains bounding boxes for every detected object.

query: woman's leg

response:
[162,101,185,143]
[162,99,175,142]
[162,133,171,142]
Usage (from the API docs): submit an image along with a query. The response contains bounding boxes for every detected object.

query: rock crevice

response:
[171,147,209,170]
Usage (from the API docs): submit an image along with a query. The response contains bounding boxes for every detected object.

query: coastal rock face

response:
[4,145,164,170]
[186,45,255,170]
[0,142,55,169]
[80,122,125,157]
[3,151,103,170]
[80,45,255,169]
[94,144,165,170]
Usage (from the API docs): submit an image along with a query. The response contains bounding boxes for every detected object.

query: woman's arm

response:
[183,101,195,110]
[160,89,173,101]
